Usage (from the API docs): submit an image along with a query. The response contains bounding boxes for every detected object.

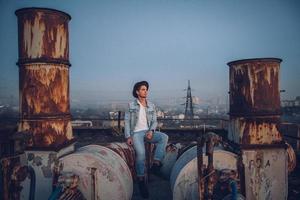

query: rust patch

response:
[18,118,73,147]
[20,63,70,116]
[232,117,282,145]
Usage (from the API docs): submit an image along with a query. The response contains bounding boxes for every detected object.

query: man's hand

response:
[146,131,153,140]
[126,137,133,146]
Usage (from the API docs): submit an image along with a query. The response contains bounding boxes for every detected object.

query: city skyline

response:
[1,0,300,106]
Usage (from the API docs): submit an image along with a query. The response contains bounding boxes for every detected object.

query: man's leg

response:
[150,131,169,163]
[132,131,146,177]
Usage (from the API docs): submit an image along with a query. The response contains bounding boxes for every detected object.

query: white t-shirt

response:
[134,100,149,132]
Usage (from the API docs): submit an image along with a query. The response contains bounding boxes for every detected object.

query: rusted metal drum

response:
[105,142,136,178]
[228,58,283,145]
[60,145,133,200]
[170,145,238,200]
[15,8,73,148]
[228,58,282,116]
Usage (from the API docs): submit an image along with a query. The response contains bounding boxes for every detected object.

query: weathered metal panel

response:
[228,117,282,145]
[170,145,238,200]
[228,58,282,116]
[242,148,288,200]
[15,8,70,65]
[18,118,73,147]
[20,144,74,200]
[19,63,70,116]
[60,145,133,200]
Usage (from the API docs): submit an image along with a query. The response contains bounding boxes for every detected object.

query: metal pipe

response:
[90,167,97,200]
[229,179,238,200]
[1,159,9,200]
[48,185,63,200]
[118,111,121,131]
[15,7,73,148]
[205,137,214,200]
[197,136,205,200]
[28,166,36,200]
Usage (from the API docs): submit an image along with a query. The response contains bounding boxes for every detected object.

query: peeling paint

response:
[18,119,73,147]
[242,149,287,199]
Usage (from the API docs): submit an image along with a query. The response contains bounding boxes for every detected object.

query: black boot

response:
[138,177,149,199]
[150,162,162,176]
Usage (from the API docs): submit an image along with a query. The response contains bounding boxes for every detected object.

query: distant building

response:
[281,96,300,107]
[71,120,93,127]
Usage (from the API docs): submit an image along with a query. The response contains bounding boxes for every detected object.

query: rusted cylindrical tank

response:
[228,58,283,145]
[15,8,73,148]
[228,58,288,199]
[60,145,133,200]
[170,145,238,200]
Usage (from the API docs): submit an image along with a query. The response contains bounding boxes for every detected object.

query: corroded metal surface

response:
[1,156,22,200]
[15,8,71,65]
[60,145,133,200]
[228,117,282,145]
[228,58,282,116]
[19,63,70,116]
[16,8,73,148]
[170,145,238,200]
[18,118,73,147]
[242,148,288,200]
[228,58,288,199]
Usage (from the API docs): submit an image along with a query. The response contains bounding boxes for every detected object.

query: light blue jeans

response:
[132,130,169,177]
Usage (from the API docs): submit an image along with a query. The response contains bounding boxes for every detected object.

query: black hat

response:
[132,81,149,98]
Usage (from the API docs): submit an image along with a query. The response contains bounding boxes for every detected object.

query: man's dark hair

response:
[132,81,149,98]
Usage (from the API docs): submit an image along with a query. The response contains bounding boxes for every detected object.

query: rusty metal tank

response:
[59,145,133,200]
[228,58,283,145]
[170,145,238,200]
[228,58,288,199]
[15,8,73,148]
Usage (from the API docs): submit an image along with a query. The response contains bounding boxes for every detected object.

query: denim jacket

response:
[124,99,158,138]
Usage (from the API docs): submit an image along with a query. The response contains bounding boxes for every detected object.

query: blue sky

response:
[0,0,299,106]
